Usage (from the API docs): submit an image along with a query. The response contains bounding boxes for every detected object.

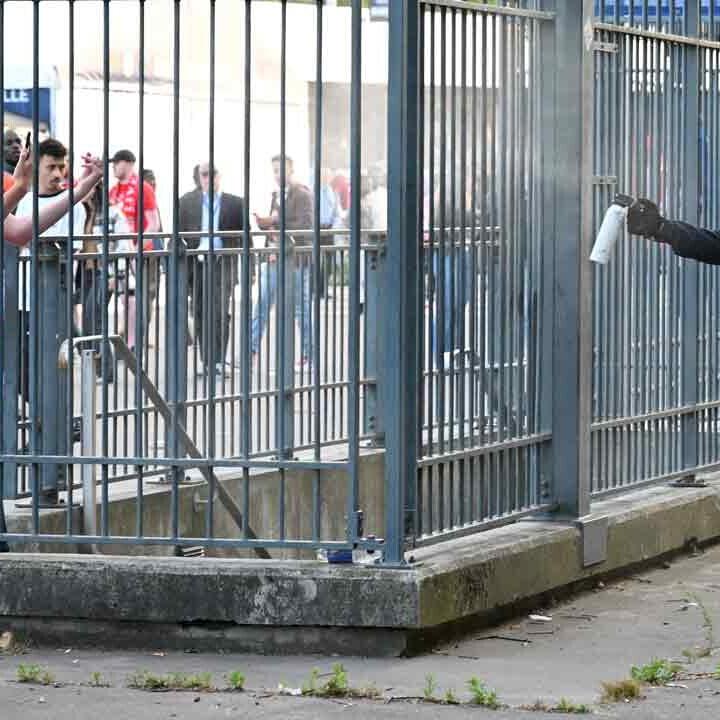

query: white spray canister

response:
[589,193,634,265]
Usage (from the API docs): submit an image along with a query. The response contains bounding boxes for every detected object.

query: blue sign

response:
[3,87,52,127]
[370,0,388,21]
[595,1,720,20]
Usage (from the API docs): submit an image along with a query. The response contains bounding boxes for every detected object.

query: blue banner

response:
[3,87,51,127]
[595,1,720,20]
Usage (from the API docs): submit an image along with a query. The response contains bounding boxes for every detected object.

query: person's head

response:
[111,149,136,181]
[36,138,68,194]
[271,154,294,188]
[4,129,22,169]
[142,168,156,190]
[197,162,220,194]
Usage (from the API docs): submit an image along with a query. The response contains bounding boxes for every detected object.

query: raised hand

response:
[79,153,103,185]
[12,146,33,191]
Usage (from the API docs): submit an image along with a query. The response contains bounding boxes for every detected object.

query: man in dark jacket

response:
[179,162,244,377]
[627,198,720,264]
[251,154,314,366]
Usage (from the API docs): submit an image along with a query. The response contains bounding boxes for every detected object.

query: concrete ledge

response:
[1,477,719,655]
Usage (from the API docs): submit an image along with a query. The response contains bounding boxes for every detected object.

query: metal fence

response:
[414,0,555,544]
[590,0,720,496]
[2,0,720,564]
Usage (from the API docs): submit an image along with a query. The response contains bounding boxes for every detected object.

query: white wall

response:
[3,1,389,220]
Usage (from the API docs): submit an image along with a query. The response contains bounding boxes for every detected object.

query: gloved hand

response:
[626,198,664,238]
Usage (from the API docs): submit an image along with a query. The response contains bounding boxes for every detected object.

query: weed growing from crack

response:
[303,664,349,698]
[630,659,680,685]
[422,674,438,701]
[17,664,54,686]
[600,679,642,703]
[323,664,348,696]
[555,697,591,714]
[226,670,245,691]
[89,671,109,688]
[127,671,213,691]
[467,677,500,709]
[444,688,459,705]
[302,668,320,695]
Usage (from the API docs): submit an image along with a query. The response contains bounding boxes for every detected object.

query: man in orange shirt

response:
[3,173,13,193]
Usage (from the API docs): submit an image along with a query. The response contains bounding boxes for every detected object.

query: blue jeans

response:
[431,249,470,359]
[251,261,313,359]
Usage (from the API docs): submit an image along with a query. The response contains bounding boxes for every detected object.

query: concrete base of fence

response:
[1,476,719,655]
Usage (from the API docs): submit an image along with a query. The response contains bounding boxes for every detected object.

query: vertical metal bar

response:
[682,1,700,471]
[312,0,324,543]
[384,0,420,563]
[0,0,7,543]
[469,10,479,457]
[550,0,593,517]
[100,0,111,536]
[437,6,447,530]
[278,0,289,539]
[81,351,97,539]
[448,7,456,524]
[206,0,217,540]
[241,0,252,538]
[30,0,41,531]
[169,0,182,541]
[458,8,468,525]
[347,0,363,547]
[416,5,426,534]
[65,0,77,536]
[426,7,435,461]
[135,0,146,539]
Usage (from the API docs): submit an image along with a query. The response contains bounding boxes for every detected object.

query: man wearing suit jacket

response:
[179,162,244,376]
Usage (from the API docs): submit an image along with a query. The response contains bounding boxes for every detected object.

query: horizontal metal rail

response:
[420,0,556,22]
[413,503,558,549]
[594,21,720,50]
[418,431,552,468]
[591,399,720,432]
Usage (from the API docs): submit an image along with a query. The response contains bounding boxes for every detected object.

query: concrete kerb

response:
[0,475,719,655]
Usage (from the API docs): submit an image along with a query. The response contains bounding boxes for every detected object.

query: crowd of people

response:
[1,128,388,384]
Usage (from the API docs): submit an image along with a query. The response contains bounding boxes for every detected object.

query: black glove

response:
[627,198,664,238]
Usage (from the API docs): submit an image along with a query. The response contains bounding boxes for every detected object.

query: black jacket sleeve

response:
[657,221,720,266]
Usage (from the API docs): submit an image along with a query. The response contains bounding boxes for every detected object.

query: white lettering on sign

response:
[3,89,30,104]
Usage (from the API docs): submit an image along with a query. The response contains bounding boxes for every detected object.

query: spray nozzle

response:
[613,193,634,208]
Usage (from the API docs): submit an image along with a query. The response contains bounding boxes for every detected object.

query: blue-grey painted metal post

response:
[363,243,384,446]
[384,0,420,563]
[38,244,68,495]
[280,249,296,459]
[681,1,699,471]
[165,242,188,465]
[538,1,557,506]
[2,248,20,500]
[549,0,594,518]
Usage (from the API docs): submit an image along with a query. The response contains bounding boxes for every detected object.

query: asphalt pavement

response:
[2,543,720,719]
